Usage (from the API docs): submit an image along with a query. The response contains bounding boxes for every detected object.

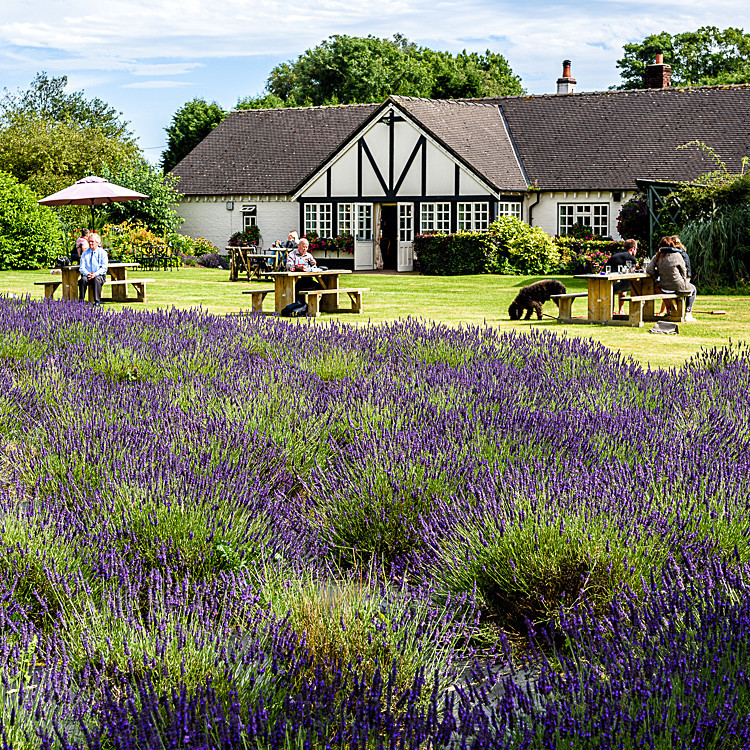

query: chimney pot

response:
[644,52,672,89]
[655,52,664,64]
[556,60,576,95]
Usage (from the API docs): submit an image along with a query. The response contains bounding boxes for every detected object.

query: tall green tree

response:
[616,26,750,89]
[1,72,134,142]
[241,34,523,108]
[161,98,226,172]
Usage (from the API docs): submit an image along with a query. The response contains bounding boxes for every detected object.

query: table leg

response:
[61,268,78,301]
[319,274,340,313]
[587,278,613,323]
[110,267,127,301]
[275,277,295,313]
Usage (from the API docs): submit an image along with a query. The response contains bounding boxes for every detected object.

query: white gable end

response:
[296,104,497,201]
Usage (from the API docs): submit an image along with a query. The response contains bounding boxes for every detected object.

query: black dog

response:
[508,279,567,320]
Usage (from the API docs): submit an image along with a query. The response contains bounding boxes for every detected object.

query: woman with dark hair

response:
[73,228,89,263]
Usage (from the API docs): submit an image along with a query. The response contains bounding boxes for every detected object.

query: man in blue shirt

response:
[78,235,108,305]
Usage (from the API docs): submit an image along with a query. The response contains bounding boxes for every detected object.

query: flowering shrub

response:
[102,221,168,262]
[197,251,229,269]
[303,232,355,254]
[228,227,261,247]
[617,193,650,246]
[0,300,748,746]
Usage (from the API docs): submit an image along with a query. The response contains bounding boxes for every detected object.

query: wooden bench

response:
[241,288,274,312]
[627,293,683,327]
[34,280,62,299]
[550,292,588,321]
[300,287,369,317]
[101,278,155,303]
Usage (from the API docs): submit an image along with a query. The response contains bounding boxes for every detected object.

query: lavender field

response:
[0,297,748,749]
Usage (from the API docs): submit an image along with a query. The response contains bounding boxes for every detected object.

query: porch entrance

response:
[378,204,398,271]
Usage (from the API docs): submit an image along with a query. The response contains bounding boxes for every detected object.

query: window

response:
[558,204,609,236]
[420,202,450,233]
[399,204,413,241]
[338,203,353,235]
[457,202,490,231]
[304,203,332,236]
[497,202,522,219]
[242,204,257,232]
[356,204,373,240]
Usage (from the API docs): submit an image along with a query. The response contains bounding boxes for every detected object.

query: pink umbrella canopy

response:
[38,175,148,228]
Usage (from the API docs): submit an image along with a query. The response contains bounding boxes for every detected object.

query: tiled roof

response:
[391,97,528,191]
[497,85,750,190]
[172,85,750,196]
[171,103,380,195]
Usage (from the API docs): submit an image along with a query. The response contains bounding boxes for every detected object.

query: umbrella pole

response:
[90,202,96,233]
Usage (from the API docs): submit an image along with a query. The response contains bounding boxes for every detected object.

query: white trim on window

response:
[337,203,353,235]
[304,203,333,236]
[558,203,609,236]
[457,202,489,231]
[420,202,450,233]
[497,202,522,219]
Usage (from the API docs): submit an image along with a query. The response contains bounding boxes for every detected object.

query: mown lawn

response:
[1,266,747,367]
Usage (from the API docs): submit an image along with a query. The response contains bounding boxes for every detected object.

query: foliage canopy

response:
[616,26,750,89]
[0,170,63,270]
[161,98,226,173]
[238,34,524,108]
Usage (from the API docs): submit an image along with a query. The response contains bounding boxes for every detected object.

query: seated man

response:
[606,238,638,315]
[286,238,321,301]
[78,234,108,306]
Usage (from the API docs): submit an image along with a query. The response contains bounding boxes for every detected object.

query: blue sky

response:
[2,0,750,164]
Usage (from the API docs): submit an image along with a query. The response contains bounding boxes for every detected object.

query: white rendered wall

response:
[524,191,635,239]
[176,196,299,251]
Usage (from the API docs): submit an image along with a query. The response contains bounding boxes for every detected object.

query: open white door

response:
[397,203,414,272]
[354,203,374,271]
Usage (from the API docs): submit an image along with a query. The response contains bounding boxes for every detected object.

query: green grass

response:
[1,267,748,367]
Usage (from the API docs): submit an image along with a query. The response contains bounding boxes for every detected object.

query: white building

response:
[172,61,750,272]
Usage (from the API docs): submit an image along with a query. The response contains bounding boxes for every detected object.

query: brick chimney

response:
[556,60,576,94]
[644,51,671,89]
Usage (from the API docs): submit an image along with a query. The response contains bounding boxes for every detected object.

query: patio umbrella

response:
[38,175,148,229]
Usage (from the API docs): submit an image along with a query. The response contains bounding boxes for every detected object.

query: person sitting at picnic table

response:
[286,238,323,301]
[282,231,299,249]
[658,235,693,316]
[78,234,108,306]
[606,238,638,315]
[646,239,696,322]
[73,228,90,263]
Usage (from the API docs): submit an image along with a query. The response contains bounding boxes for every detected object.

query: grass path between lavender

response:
[1,267,748,368]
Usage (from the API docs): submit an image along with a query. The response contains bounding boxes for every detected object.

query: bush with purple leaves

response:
[0,298,747,748]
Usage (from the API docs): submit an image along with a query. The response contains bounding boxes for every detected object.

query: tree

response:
[616,26,750,89]
[0,170,63,270]
[1,72,134,142]
[100,160,184,234]
[242,34,523,108]
[161,98,226,173]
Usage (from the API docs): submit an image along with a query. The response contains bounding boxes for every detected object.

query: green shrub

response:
[554,238,628,273]
[193,237,219,256]
[414,231,486,275]
[485,216,559,274]
[0,171,63,269]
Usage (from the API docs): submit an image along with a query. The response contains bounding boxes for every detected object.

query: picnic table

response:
[227,246,285,281]
[242,269,369,317]
[554,271,687,327]
[35,263,154,303]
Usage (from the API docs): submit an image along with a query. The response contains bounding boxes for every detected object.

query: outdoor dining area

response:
[554,269,687,327]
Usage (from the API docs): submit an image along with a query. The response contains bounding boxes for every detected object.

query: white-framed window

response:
[420,202,450,233]
[457,202,490,231]
[399,204,414,242]
[242,204,257,231]
[304,203,332,236]
[356,203,373,240]
[558,204,609,236]
[337,203,353,235]
[497,202,522,219]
